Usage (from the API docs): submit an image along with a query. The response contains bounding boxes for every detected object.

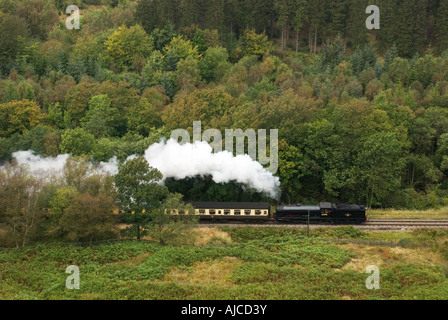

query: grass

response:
[0,226,447,300]
[367,207,448,219]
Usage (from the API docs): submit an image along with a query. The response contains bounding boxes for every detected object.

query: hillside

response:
[1,0,448,248]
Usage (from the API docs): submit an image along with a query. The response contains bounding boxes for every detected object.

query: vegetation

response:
[114,156,169,240]
[146,192,198,246]
[1,227,447,300]
[0,1,448,241]
[368,207,448,220]
[2,0,448,302]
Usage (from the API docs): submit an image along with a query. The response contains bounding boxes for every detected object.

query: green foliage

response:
[60,128,95,156]
[47,103,66,129]
[0,164,48,247]
[413,54,438,88]
[384,44,399,71]
[320,226,367,239]
[162,87,236,131]
[320,38,346,72]
[198,46,230,83]
[163,35,200,63]
[49,186,79,218]
[150,21,178,51]
[82,95,119,138]
[2,4,448,302]
[277,139,304,203]
[1,228,448,299]
[0,13,28,75]
[104,24,153,72]
[354,130,408,207]
[0,0,448,211]
[59,193,117,243]
[240,29,273,59]
[350,43,378,76]
[114,156,169,240]
[176,56,201,92]
[125,98,162,136]
[0,100,45,138]
[142,50,165,85]
[145,193,198,246]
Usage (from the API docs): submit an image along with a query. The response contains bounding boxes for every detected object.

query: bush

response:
[60,128,95,156]
[323,226,368,239]
[59,193,118,243]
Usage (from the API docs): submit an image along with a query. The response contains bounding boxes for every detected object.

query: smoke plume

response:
[7,139,281,199]
[142,139,280,198]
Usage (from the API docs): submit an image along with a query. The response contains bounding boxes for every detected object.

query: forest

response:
[1,0,448,246]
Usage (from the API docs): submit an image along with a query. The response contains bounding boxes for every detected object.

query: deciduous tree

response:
[114,156,169,240]
[0,164,47,247]
[146,193,198,245]
[0,100,45,138]
[104,24,153,72]
[59,193,117,243]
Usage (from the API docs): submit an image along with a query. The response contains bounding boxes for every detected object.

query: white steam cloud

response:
[12,151,70,174]
[7,139,281,199]
[10,150,120,180]
[143,139,280,198]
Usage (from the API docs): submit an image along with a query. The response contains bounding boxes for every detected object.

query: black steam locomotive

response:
[189,202,367,224]
[275,203,367,224]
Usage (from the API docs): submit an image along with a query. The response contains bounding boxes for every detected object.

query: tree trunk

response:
[285,26,287,49]
[281,27,284,50]
[296,30,299,53]
[309,28,312,53]
[314,27,317,54]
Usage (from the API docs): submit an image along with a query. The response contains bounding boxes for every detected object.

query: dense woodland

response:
[2,0,448,246]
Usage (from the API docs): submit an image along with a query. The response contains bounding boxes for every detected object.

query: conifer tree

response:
[434,0,448,52]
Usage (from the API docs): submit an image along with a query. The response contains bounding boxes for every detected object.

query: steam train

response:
[189,202,367,224]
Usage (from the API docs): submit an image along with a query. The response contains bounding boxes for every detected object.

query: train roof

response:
[276,203,365,211]
[190,202,271,210]
[276,205,321,211]
[334,204,365,210]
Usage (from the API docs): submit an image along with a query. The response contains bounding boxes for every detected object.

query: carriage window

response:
[255,210,261,215]
[179,210,185,215]
[218,210,222,214]
[234,210,241,215]
[199,209,205,215]
[224,210,231,215]
[263,210,268,215]
[209,210,216,215]
[172,210,176,214]
[245,210,251,215]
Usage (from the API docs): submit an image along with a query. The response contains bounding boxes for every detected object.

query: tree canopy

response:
[1,0,448,222]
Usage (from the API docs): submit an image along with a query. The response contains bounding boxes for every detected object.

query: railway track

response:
[367,219,448,225]
[198,219,448,230]
[363,219,448,229]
